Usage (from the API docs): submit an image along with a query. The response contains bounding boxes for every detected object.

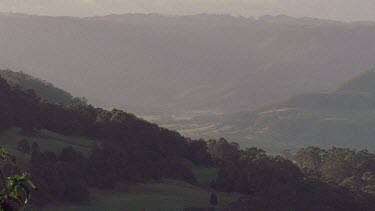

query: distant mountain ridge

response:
[90,13,345,25]
[1,13,375,113]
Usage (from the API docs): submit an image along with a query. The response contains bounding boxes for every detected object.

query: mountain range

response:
[1,13,375,114]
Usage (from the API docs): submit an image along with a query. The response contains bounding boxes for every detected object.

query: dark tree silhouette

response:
[16,139,31,154]
[209,193,218,206]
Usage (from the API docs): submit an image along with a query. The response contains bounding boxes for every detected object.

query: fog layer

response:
[1,0,375,21]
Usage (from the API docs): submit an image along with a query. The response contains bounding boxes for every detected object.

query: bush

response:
[17,139,31,154]
[209,193,218,206]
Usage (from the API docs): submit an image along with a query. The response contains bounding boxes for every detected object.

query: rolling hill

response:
[1,13,375,114]
[167,69,375,152]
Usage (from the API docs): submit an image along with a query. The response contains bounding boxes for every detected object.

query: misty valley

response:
[1,12,375,211]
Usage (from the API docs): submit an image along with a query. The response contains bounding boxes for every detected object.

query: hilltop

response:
[0,69,73,104]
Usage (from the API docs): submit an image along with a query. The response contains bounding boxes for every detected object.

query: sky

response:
[0,0,375,22]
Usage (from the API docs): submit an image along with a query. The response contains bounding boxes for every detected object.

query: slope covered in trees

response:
[0,72,212,206]
[0,69,73,104]
[2,70,375,210]
[196,139,375,211]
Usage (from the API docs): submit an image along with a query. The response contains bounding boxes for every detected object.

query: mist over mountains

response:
[1,13,375,114]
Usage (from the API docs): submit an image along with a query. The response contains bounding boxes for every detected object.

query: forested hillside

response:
[2,70,375,210]
[0,72,209,206]
[0,69,73,104]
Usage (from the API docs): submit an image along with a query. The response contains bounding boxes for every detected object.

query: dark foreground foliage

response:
[0,147,36,211]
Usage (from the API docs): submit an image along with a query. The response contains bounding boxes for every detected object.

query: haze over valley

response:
[1,13,375,116]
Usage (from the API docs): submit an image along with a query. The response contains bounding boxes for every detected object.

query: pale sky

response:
[1,0,375,22]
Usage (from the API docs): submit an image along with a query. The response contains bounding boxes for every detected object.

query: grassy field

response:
[0,128,241,211]
[192,167,219,186]
[0,128,96,165]
[43,180,241,211]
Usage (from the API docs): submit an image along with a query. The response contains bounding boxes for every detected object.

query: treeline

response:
[205,139,375,211]
[0,69,73,104]
[286,147,375,194]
